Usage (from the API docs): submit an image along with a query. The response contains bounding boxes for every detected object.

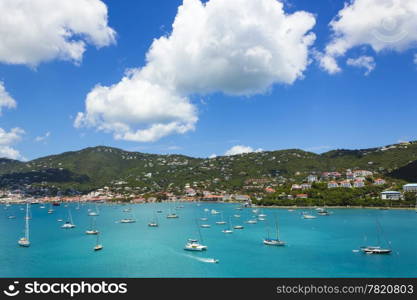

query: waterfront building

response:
[403,183,417,193]
[381,191,402,200]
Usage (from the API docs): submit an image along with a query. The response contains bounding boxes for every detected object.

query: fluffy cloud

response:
[0,0,115,66]
[0,127,25,160]
[75,0,316,142]
[225,145,263,156]
[0,82,17,115]
[346,56,376,75]
[320,0,417,74]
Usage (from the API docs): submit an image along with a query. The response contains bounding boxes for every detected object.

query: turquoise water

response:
[0,202,416,278]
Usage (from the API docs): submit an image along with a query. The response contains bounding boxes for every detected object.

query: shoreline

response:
[252,204,417,210]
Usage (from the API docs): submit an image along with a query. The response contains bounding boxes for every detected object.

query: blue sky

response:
[0,0,417,161]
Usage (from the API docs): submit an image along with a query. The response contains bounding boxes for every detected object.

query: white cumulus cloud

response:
[75,0,316,142]
[0,127,25,160]
[346,56,376,75]
[225,145,263,156]
[0,0,115,66]
[0,82,17,115]
[319,0,417,74]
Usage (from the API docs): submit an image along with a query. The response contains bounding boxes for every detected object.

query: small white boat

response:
[233,225,244,229]
[120,218,136,223]
[148,222,158,227]
[258,217,266,221]
[86,230,99,235]
[360,246,391,254]
[61,222,76,229]
[211,209,220,215]
[246,219,258,224]
[302,212,317,219]
[233,214,240,218]
[200,224,211,228]
[205,258,219,263]
[288,209,295,212]
[166,213,179,218]
[200,217,208,221]
[7,215,16,219]
[47,209,54,214]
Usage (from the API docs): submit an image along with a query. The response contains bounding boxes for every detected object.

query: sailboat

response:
[166,203,179,218]
[263,216,285,246]
[148,212,159,227]
[302,211,317,219]
[93,234,103,251]
[47,203,54,214]
[222,217,233,234]
[360,219,391,255]
[86,216,99,234]
[88,204,99,216]
[18,203,31,247]
[118,204,136,223]
[215,212,226,225]
[184,221,208,251]
[61,207,76,228]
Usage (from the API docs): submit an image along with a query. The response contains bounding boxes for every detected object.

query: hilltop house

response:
[353,170,373,178]
[353,179,365,188]
[296,194,308,199]
[291,184,302,190]
[300,183,312,190]
[374,178,386,185]
[307,175,318,183]
[339,180,352,188]
[328,181,339,188]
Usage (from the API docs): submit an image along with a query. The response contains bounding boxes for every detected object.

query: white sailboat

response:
[86,216,99,235]
[215,212,226,225]
[61,208,76,228]
[93,233,103,251]
[47,203,54,214]
[302,211,317,219]
[88,204,99,216]
[222,217,233,234]
[18,203,31,247]
[166,203,179,218]
[263,216,285,246]
[148,211,159,227]
[119,205,136,223]
[360,220,391,255]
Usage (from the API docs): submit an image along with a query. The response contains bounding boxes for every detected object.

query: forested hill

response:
[1,141,417,192]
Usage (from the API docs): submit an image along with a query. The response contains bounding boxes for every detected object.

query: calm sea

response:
[0,202,416,277]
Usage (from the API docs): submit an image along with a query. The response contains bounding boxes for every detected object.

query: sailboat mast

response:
[25,203,30,240]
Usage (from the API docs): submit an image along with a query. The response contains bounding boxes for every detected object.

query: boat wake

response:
[183,253,219,264]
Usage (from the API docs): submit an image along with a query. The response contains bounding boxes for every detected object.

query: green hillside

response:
[1,141,417,194]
